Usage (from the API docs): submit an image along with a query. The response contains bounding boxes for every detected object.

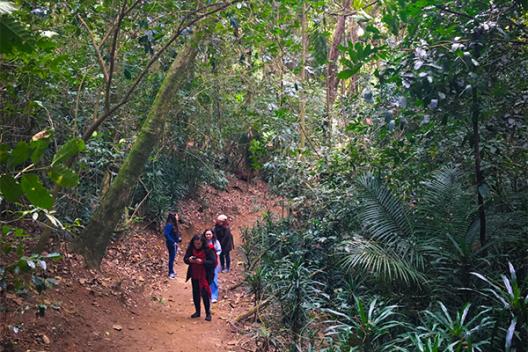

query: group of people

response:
[162,213,234,322]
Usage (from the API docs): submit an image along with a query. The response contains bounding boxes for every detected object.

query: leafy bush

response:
[0,133,83,294]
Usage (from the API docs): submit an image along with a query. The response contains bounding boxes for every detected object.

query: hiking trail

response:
[4,178,282,352]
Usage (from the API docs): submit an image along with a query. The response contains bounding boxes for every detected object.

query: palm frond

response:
[342,236,426,287]
[416,166,472,240]
[356,173,426,271]
[357,173,413,241]
[0,1,16,14]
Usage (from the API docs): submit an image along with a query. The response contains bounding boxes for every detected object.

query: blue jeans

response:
[211,266,220,300]
[166,241,176,275]
[220,251,231,271]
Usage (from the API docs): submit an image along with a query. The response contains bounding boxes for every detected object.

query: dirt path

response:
[112,210,267,352]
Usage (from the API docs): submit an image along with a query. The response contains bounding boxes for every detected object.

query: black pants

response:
[220,251,231,270]
[191,279,210,315]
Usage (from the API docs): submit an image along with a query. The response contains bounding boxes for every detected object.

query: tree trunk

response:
[347,16,358,96]
[472,86,486,248]
[472,37,486,248]
[77,28,207,268]
[299,1,308,149]
[324,0,351,139]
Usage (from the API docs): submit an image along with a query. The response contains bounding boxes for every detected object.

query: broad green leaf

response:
[0,15,32,53]
[0,175,22,202]
[49,164,79,188]
[338,67,360,79]
[30,139,50,164]
[52,138,85,165]
[8,141,30,167]
[0,144,9,163]
[20,174,53,209]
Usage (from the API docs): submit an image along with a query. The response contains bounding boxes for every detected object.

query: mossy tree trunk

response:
[77,28,207,268]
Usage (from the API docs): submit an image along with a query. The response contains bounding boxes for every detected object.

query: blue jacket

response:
[163,223,181,245]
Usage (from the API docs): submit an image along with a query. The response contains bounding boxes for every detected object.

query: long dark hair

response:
[202,228,216,242]
[166,212,180,233]
[187,234,206,251]
[166,212,176,224]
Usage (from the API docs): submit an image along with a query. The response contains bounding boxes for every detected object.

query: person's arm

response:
[183,247,194,265]
[204,248,216,268]
[214,240,222,256]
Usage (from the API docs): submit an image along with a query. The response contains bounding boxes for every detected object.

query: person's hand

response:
[175,213,179,222]
[195,258,203,264]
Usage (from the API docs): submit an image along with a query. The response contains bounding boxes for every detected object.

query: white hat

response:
[217,214,227,221]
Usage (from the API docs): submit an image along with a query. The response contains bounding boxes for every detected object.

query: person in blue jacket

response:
[163,212,182,279]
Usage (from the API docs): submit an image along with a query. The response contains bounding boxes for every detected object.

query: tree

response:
[325,0,351,139]
[77,25,210,267]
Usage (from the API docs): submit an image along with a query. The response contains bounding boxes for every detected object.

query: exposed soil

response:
[1,177,283,352]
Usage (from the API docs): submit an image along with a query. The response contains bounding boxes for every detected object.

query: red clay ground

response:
[1,177,283,352]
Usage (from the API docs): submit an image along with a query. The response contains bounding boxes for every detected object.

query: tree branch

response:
[82,0,242,141]
[98,0,143,49]
[435,5,473,20]
[104,0,127,114]
[77,15,109,83]
[327,0,377,16]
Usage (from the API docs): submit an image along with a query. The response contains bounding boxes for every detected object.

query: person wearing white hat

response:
[213,214,234,273]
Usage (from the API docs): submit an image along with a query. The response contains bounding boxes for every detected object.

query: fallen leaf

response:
[41,334,51,344]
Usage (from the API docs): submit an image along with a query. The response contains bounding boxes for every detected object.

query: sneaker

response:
[169,273,176,279]
[225,269,230,273]
[211,299,218,303]
[221,269,227,273]
[191,312,200,318]
[205,314,212,321]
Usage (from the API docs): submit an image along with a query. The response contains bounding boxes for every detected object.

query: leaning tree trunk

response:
[77,28,207,268]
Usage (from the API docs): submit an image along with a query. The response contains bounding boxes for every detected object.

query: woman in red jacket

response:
[183,234,216,321]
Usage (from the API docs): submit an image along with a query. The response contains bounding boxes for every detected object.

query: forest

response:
[1,0,527,351]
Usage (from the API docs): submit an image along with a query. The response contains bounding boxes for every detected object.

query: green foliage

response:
[339,42,386,79]
[0,225,62,294]
[0,10,33,53]
[393,303,494,352]
[324,296,402,351]
[248,139,267,170]
[0,133,83,295]
[472,263,528,351]
[0,135,83,210]
[248,161,527,349]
